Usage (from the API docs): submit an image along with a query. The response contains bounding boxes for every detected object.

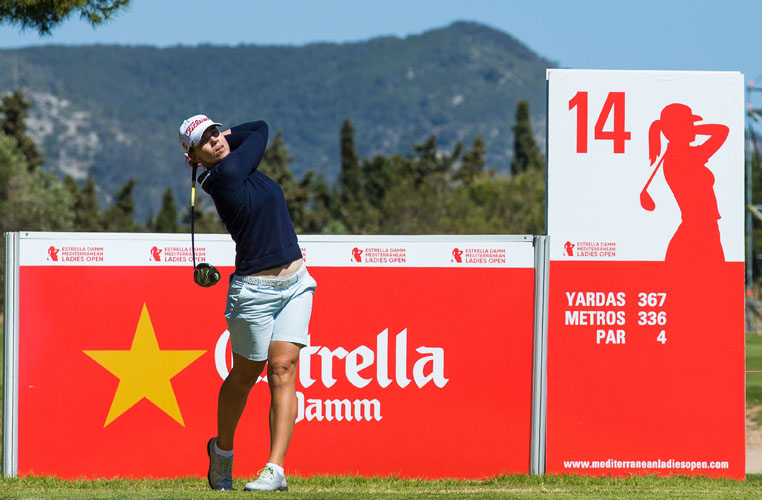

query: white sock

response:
[266,462,284,475]
[214,441,233,457]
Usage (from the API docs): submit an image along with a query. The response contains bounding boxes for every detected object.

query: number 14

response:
[568,91,631,154]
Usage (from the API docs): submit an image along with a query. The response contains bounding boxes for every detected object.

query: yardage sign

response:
[546,70,745,478]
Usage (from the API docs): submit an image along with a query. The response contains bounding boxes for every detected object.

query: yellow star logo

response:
[83,303,206,427]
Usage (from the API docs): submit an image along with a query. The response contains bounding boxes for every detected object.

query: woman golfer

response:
[647,103,729,263]
[179,114,316,491]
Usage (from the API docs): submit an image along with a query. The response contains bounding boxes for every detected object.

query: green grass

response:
[748,334,762,406]
[0,475,761,500]
[747,334,762,425]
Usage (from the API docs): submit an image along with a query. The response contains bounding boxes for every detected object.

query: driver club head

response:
[194,262,221,287]
[640,189,656,212]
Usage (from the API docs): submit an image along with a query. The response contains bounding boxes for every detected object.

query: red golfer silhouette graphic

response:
[150,246,162,262]
[47,246,59,262]
[352,247,363,262]
[644,103,728,262]
[452,248,463,263]
[564,241,575,257]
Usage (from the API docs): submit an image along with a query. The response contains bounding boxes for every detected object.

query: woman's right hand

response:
[185,153,201,168]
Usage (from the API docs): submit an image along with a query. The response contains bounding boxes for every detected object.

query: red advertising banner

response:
[12,235,537,479]
[546,70,745,478]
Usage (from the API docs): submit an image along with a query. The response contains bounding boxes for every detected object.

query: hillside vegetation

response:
[0,21,553,219]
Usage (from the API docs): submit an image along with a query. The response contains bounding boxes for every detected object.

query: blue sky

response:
[0,0,760,81]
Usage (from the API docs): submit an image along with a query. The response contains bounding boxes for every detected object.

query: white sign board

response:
[547,69,744,262]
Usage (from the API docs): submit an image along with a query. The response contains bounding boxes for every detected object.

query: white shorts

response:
[224,265,317,361]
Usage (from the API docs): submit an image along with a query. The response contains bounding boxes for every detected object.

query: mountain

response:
[0,21,555,220]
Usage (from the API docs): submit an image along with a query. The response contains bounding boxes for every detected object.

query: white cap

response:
[178,114,222,152]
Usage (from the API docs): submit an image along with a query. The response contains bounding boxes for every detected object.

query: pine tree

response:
[259,131,304,229]
[63,175,79,203]
[260,131,293,186]
[411,135,438,185]
[455,136,488,184]
[153,187,179,233]
[77,176,102,231]
[510,100,544,176]
[182,196,226,234]
[63,175,103,231]
[338,118,368,233]
[102,179,141,232]
[359,154,400,232]
[339,118,361,204]
[306,173,344,234]
[0,0,131,34]
[0,91,44,170]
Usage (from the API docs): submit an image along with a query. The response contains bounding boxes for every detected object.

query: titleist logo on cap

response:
[185,117,210,136]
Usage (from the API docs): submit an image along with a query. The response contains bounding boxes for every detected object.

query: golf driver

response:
[190,165,221,287]
[639,155,665,212]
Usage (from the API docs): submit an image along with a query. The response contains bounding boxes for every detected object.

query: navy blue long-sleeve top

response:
[197,121,302,275]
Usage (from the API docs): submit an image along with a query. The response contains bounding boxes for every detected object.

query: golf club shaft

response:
[191,165,197,270]
[643,155,665,193]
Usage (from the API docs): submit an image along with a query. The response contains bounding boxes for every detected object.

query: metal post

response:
[3,232,20,477]
[530,235,550,475]
[745,82,762,292]
[747,84,754,290]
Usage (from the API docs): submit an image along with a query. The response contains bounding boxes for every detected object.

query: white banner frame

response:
[3,231,550,477]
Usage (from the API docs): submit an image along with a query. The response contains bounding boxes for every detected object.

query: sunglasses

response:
[191,127,220,152]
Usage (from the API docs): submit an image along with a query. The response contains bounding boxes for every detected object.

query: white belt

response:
[236,272,299,289]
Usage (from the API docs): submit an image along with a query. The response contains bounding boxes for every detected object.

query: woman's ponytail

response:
[648,120,662,166]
